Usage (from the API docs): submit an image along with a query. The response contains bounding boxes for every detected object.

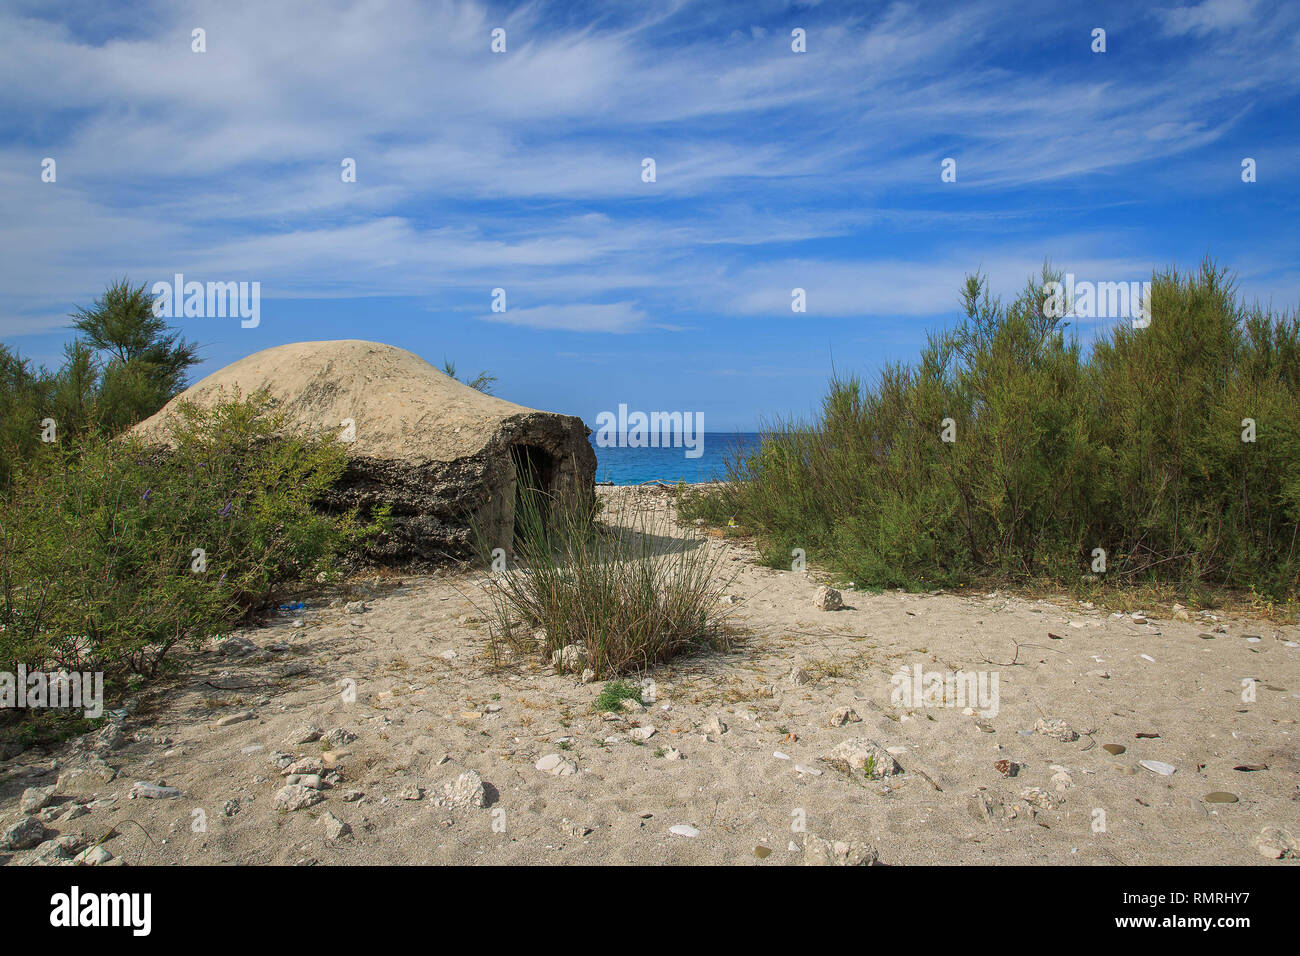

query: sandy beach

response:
[2,485,1296,866]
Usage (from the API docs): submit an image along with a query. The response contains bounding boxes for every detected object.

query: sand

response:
[2,485,1297,866]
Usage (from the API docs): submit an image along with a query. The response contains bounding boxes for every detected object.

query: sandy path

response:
[2,486,1297,865]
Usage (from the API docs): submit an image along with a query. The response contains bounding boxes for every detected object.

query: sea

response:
[591,432,760,485]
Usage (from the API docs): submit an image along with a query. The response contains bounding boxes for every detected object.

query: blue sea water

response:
[591,432,760,485]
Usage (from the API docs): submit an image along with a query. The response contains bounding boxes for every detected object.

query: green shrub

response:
[481,468,733,677]
[0,391,374,688]
[693,260,1300,599]
[592,679,643,712]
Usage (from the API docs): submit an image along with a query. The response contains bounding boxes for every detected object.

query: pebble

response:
[669,824,700,838]
[535,754,578,776]
[1139,760,1177,776]
[813,586,843,611]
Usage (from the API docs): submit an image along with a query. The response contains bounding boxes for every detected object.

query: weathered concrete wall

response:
[330,411,596,563]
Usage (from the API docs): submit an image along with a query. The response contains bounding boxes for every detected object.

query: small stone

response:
[669,824,699,838]
[341,789,364,802]
[828,706,861,727]
[19,785,56,815]
[274,784,325,811]
[1102,743,1126,756]
[702,715,728,736]
[440,770,488,809]
[661,748,683,761]
[813,586,843,611]
[55,756,117,794]
[320,811,352,840]
[630,725,656,740]
[287,724,323,746]
[551,643,587,674]
[0,816,49,851]
[1254,826,1298,859]
[283,757,325,777]
[214,710,255,728]
[130,782,182,799]
[398,786,424,800]
[1019,787,1057,811]
[580,668,596,684]
[1138,759,1177,776]
[323,728,356,748]
[535,754,577,776]
[993,759,1020,777]
[820,738,900,779]
[802,835,878,866]
[72,845,114,866]
[1203,791,1238,804]
[344,600,367,614]
[619,698,646,714]
[1033,718,1079,742]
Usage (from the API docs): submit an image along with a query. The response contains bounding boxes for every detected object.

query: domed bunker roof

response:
[135,339,550,463]
[132,339,597,562]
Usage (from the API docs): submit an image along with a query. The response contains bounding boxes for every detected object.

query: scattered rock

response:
[993,759,1020,778]
[0,816,49,851]
[813,586,843,611]
[287,724,323,746]
[802,835,878,866]
[72,845,114,866]
[323,728,357,749]
[1102,743,1126,756]
[1033,718,1079,742]
[820,738,900,779]
[130,782,182,799]
[1019,787,1058,811]
[344,600,367,614]
[535,754,577,776]
[397,786,424,801]
[828,706,861,727]
[1203,791,1238,804]
[274,784,325,811]
[1139,760,1177,776]
[440,770,488,809]
[1254,826,1298,860]
[551,643,587,674]
[55,756,117,795]
[702,715,728,737]
[669,824,699,838]
[214,710,255,728]
[19,785,56,815]
[320,811,352,840]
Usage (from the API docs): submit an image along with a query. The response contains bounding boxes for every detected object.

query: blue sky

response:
[2,0,1297,430]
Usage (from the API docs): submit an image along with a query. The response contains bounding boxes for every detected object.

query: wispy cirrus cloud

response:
[1,0,1296,371]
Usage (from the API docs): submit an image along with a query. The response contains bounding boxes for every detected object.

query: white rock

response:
[813,586,843,611]
[1139,759,1176,776]
[1033,718,1079,742]
[669,824,699,838]
[535,754,577,776]
[820,738,900,779]
[274,784,324,811]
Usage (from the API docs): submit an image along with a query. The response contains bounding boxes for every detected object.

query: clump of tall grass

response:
[683,260,1300,600]
[481,474,732,678]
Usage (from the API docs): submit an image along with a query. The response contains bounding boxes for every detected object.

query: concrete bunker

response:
[131,339,596,564]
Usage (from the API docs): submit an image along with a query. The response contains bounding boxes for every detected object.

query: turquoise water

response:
[591,432,759,485]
